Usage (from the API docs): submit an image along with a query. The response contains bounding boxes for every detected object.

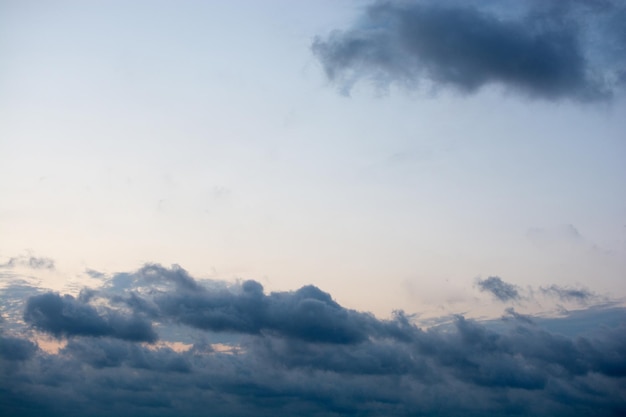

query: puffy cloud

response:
[2,264,625,416]
[110,265,394,344]
[477,276,520,302]
[24,292,157,343]
[312,0,626,101]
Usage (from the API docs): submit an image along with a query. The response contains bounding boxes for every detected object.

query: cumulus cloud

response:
[115,267,388,344]
[477,276,520,302]
[2,264,626,416]
[24,292,157,343]
[312,0,626,101]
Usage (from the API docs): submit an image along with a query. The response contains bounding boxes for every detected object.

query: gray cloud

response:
[3,264,626,416]
[477,276,520,302]
[475,273,604,306]
[107,264,398,345]
[0,254,55,270]
[0,333,38,361]
[24,292,157,343]
[64,337,191,372]
[541,284,596,303]
[312,0,625,101]
[502,307,535,325]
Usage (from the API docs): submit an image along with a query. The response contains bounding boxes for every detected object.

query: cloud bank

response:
[2,264,625,416]
[312,0,626,100]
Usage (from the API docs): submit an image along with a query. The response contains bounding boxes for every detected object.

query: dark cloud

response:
[3,264,626,416]
[24,292,157,343]
[477,276,520,302]
[312,0,625,101]
[0,333,38,361]
[64,337,191,373]
[110,264,392,344]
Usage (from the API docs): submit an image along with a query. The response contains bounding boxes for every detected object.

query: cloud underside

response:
[313,0,626,100]
[2,264,625,416]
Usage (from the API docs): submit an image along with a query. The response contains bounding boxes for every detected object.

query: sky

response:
[1,1,625,416]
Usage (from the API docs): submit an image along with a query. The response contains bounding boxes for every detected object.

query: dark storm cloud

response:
[24,292,157,342]
[3,264,626,416]
[477,276,520,301]
[312,0,625,100]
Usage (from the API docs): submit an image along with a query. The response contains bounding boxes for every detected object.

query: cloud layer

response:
[313,0,626,100]
[2,264,625,416]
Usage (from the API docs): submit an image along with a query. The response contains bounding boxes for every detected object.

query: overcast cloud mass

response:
[313,0,626,100]
[2,264,626,417]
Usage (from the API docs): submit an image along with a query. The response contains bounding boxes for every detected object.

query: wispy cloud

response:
[313,0,626,101]
[541,284,596,303]
[502,307,535,325]
[476,276,601,306]
[476,276,520,302]
[0,254,55,270]
[2,264,625,416]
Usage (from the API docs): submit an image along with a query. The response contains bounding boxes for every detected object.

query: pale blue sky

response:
[2,0,625,318]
